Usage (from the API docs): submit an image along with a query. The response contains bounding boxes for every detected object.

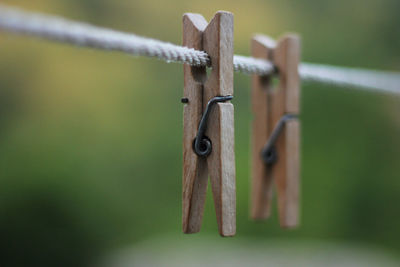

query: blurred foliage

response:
[0,0,400,266]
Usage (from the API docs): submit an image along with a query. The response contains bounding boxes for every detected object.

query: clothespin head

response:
[251,34,301,228]
[182,11,235,236]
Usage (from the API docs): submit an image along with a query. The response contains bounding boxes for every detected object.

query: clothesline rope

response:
[0,4,399,94]
[0,4,274,75]
[300,64,400,95]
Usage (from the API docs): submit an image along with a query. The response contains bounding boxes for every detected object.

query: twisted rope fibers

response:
[0,4,399,94]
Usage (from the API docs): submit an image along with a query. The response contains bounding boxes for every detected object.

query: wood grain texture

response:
[250,34,301,228]
[182,11,235,237]
[274,35,301,228]
[274,35,301,114]
[182,13,208,234]
[250,35,276,219]
[203,11,235,237]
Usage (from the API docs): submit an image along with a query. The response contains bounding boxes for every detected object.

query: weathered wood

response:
[250,34,301,228]
[182,13,208,234]
[251,35,276,219]
[182,11,235,237]
[274,35,301,114]
[274,35,301,228]
[203,11,235,237]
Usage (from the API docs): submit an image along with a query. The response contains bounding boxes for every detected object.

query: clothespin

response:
[181,11,235,237]
[250,34,301,228]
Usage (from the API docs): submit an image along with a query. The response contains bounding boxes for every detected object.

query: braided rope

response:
[233,55,274,75]
[0,4,212,67]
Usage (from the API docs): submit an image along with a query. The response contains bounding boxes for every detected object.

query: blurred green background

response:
[1,0,400,266]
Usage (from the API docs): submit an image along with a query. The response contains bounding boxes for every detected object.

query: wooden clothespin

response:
[182,11,235,237]
[250,34,301,228]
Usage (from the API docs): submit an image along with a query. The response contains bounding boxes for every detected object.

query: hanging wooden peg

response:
[250,34,301,228]
[182,11,235,236]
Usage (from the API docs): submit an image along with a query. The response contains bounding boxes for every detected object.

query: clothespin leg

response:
[273,35,301,228]
[203,12,236,237]
[206,103,235,236]
[251,35,276,219]
[182,13,209,234]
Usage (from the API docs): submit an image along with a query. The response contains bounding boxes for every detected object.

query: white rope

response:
[0,4,212,67]
[0,4,275,75]
[300,63,400,94]
[0,4,399,94]
[233,55,274,75]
